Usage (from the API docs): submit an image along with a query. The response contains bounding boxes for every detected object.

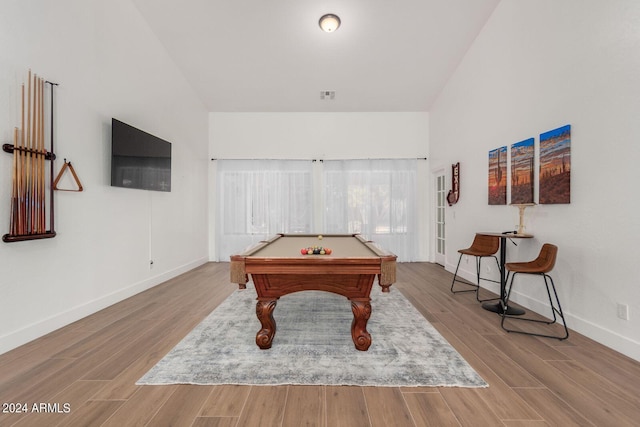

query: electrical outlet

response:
[617,303,629,320]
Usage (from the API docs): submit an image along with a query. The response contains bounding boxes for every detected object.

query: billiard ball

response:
[318,235,323,240]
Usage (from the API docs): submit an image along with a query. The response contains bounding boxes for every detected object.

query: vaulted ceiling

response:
[132,0,500,112]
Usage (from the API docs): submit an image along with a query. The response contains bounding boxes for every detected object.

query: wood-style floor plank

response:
[145,384,213,427]
[99,385,177,426]
[426,320,542,422]
[191,417,239,427]
[0,323,92,381]
[236,386,288,426]
[61,400,126,427]
[325,386,370,427]
[9,380,108,427]
[50,302,158,359]
[434,312,542,388]
[402,392,460,427]
[0,262,639,426]
[438,388,503,426]
[199,385,251,417]
[512,388,593,427]
[484,334,638,426]
[281,385,325,427]
[362,387,414,427]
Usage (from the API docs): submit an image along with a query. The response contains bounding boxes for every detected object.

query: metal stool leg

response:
[451,253,501,302]
[450,253,478,294]
[475,255,501,303]
[501,272,569,340]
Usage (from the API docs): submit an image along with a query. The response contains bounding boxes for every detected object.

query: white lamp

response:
[319,14,341,32]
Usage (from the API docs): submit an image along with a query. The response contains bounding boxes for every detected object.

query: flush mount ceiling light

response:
[319,14,341,32]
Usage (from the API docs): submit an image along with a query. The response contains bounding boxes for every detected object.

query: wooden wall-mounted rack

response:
[2,74,58,243]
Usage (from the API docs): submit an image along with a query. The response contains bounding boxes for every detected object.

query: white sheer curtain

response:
[215,159,418,262]
[323,159,419,261]
[215,160,314,261]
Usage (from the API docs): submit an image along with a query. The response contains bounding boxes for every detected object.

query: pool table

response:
[230,234,397,351]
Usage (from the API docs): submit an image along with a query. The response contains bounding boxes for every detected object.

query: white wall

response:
[0,0,210,354]
[429,0,640,360]
[210,112,428,160]
[208,112,430,260]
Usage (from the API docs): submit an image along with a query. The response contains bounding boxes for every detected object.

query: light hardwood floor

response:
[1,262,639,426]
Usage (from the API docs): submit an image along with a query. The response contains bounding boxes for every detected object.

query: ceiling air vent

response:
[320,90,336,100]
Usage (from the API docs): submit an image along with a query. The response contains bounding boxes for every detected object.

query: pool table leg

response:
[351,299,372,351]
[379,283,392,293]
[255,298,277,349]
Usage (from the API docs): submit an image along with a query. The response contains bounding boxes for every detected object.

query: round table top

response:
[476,231,534,239]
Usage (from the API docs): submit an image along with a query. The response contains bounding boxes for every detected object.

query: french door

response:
[435,172,446,266]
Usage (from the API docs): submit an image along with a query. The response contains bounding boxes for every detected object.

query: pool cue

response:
[34,75,42,233]
[39,76,46,232]
[10,127,19,235]
[28,72,34,233]
[35,75,42,233]
[18,82,27,235]
[16,86,23,235]
[29,72,41,233]
[31,72,38,233]
[26,70,33,233]
[32,75,38,233]
[35,77,40,233]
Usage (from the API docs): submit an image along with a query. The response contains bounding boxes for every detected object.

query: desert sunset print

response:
[511,137,535,204]
[539,124,571,204]
[488,146,507,205]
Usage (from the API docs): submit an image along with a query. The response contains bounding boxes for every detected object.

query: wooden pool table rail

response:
[230,234,397,292]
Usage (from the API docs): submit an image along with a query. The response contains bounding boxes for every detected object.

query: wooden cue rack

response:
[2,73,58,243]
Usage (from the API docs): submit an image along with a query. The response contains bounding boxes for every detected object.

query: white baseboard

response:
[507,290,640,362]
[445,261,640,362]
[0,257,208,356]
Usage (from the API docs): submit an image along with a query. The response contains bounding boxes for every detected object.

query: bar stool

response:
[450,234,501,302]
[501,243,569,340]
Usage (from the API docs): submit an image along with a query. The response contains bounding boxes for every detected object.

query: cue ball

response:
[318,235,323,240]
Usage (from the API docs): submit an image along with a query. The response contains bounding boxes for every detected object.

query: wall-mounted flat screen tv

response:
[111,118,171,192]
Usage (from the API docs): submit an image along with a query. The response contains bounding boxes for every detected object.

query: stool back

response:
[514,243,557,274]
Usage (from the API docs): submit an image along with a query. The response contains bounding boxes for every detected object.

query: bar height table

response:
[477,231,533,316]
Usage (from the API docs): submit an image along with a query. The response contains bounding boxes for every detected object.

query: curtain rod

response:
[211,158,313,161]
[211,157,427,161]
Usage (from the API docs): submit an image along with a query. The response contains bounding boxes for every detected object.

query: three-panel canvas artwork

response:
[488,124,571,205]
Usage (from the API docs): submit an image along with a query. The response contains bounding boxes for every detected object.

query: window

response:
[323,159,418,261]
[215,160,313,259]
[215,159,419,261]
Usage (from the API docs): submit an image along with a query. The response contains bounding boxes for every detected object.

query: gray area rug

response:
[137,284,487,387]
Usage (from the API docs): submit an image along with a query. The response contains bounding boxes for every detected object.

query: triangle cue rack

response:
[2,71,58,243]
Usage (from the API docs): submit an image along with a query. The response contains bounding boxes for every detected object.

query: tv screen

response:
[111,118,171,192]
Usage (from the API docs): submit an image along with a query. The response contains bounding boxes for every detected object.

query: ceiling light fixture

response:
[319,14,341,32]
